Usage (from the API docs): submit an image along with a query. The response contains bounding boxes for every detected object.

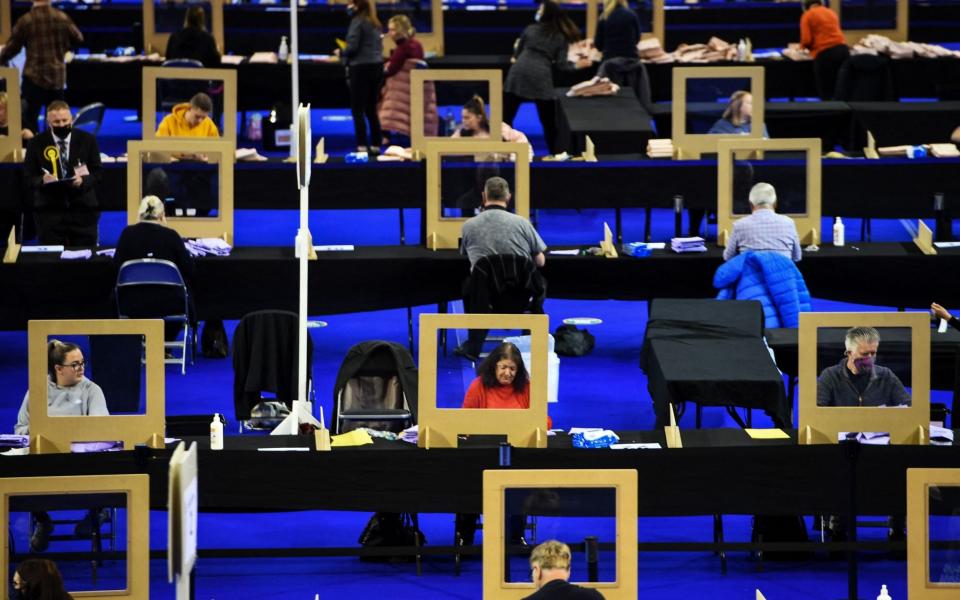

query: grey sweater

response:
[15,377,109,435]
[343,17,383,67]
[816,358,911,407]
[505,23,571,100]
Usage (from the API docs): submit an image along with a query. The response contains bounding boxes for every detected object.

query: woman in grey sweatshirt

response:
[15,340,108,435]
[341,0,384,153]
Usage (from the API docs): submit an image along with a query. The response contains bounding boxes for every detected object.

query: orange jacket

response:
[800,5,846,57]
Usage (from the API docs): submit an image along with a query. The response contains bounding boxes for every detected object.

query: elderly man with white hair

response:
[816,326,911,407]
[722,182,802,262]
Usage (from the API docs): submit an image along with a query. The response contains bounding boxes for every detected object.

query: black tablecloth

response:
[641,299,789,429]
[60,54,960,111]
[3,156,960,219]
[554,88,655,156]
[2,430,959,517]
[849,101,960,147]
[4,244,960,330]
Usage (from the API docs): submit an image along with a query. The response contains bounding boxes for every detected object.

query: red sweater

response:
[385,38,424,78]
[462,378,552,428]
[800,5,846,58]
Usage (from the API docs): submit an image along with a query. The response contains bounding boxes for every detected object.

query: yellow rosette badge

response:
[43,146,60,179]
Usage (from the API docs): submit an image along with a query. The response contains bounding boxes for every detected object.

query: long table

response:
[3,243,960,330]
[2,156,959,219]
[60,54,960,111]
[1,430,958,517]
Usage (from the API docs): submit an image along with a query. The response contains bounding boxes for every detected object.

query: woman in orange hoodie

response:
[800,0,849,100]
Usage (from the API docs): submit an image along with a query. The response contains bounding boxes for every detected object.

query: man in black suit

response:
[23,100,102,245]
[524,540,605,600]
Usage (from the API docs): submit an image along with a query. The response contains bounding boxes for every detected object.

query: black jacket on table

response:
[523,579,605,600]
[114,221,196,287]
[24,128,101,211]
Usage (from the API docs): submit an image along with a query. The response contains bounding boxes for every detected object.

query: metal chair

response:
[116,258,194,375]
[72,102,107,137]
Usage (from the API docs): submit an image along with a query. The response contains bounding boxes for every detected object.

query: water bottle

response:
[210,413,224,450]
[833,217,845,247]
[876,584,892,600]
[737,39,747,62]
[444,111,456,136]
[278,36,290,63]
[248,113,263,142]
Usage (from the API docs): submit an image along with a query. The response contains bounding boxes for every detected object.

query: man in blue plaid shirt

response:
[722,182,802,262]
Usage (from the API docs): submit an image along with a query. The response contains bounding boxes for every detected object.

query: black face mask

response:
[51,124,72,139]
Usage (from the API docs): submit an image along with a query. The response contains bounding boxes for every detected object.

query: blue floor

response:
[4,107,949,598]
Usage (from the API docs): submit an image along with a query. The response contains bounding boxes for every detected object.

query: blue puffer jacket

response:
[713,252,812,328]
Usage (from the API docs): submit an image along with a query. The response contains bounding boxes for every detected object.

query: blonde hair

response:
[388,15,416,38]
[722,90,751,127]
[0,91,7,108]
[602,0,628,20]
[138,195,165,221]
[529,540,571,571]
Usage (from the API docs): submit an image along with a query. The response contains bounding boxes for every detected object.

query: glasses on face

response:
[61,360,86,371]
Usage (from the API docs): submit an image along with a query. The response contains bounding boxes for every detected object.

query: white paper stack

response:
[670,236,707,253]
[185,238,232,257]
[647,138,674,158]
[399,424,418,445]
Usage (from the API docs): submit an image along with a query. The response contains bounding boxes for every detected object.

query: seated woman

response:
[15,340,109,553]
[165,5,221,68]
[451,95,531,147]
[114,196,197,339]
[707,91,769,137]
[462,341,551,426]
[12,559,74,600]
[377,15,436,147]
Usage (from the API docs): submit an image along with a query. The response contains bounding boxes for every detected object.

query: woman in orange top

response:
[800,0,850,100]
[462,342,552,428]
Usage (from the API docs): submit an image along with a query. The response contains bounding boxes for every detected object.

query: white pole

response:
[296,104,312,412]
[290,0,300,159]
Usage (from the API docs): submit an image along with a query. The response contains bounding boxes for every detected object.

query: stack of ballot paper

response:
[185,238,232,257]
[647,138,674,158]
[670,236,707,253]
[0,434,29,449]
[399,424,418,444]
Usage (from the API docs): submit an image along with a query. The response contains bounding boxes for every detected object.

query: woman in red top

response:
[462,342,552,428]
[800,0,850,100]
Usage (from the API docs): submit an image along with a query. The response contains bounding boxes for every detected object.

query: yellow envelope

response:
[745,428,789,440]
[331,428,374,447]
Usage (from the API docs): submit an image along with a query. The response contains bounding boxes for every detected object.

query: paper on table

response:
[257,447,311,452]
[21,245,65,253]
[549,249,580,255]
[745,428,789,440]
[61,249,92,260]
[314,245,355,252]
[610,443,661,450]
[645,243,666,250]
[934,241,960,249]
[331,429,374,447]
[568,427,603,435]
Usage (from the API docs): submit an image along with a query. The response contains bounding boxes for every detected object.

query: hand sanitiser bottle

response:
[279,36,290,63]
[876,584,892,600]
[833,217,845,247]
[210,413,224,450]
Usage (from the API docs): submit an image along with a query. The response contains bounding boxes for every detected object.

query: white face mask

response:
[535,7,543,22]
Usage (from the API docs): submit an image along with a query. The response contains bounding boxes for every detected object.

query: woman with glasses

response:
[14,340,108,552]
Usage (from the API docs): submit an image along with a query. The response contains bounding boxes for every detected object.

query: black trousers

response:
[21,77,65,135]
[347,64,383,150]
[504,92,558,155]
[814,44,851,101]
[34,209,99,246]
